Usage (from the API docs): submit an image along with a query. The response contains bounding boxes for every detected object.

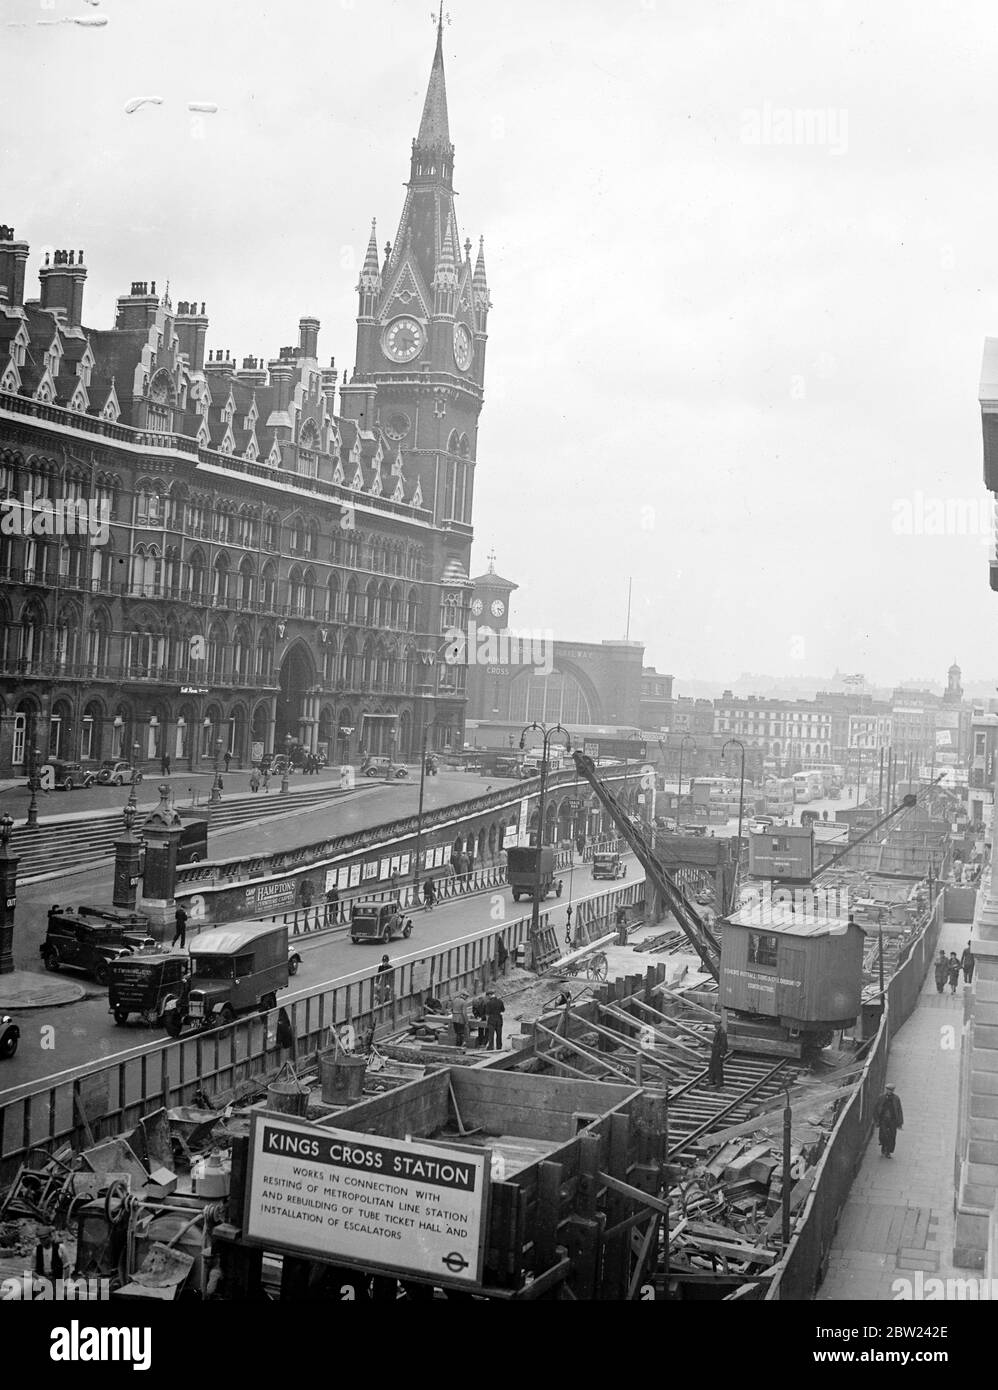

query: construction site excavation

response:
[0,750,970,1305]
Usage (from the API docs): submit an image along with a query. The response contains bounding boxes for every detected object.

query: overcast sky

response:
[4,0,997,689]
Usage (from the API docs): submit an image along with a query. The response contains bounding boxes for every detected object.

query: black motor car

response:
[0,1014,18,1059]
[41,905,157,985]
[41,758,94,791]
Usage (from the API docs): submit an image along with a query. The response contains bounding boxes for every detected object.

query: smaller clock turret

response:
[468,550,518,632]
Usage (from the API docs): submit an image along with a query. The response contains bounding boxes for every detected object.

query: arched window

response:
[441,592,461,632]
[345,577,359,624]
[326,574,340,621]
[407,587,419,631]
[189,551,206,603]
[212,553,229,606]
[260,561,277,610]
[207,621,227,679]
[365,580,378,625]
[239,556,255,607]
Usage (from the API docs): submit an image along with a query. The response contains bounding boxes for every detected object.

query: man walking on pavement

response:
[934,950,949,994]
[172,904,188,950]
[961,941,976,985]
[422,877,435,912]
[948,951,962,994]
[874,1083,904,1158]
[707,1020,727,1089]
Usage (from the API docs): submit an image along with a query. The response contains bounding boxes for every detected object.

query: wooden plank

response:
[677,1235,776,1266]
[601,1003,707,1064]
[598,1171,673,1220]
[600,1112,631,1301]
[762,1167,816,1236]
[648,985,719,1023]
[627,1216,659,1300]
[534,1022,636,1085]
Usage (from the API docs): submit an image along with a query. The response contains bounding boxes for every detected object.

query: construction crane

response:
[572,751,721,980]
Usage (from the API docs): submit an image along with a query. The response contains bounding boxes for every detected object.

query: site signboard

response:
[582,739,647,763]
[243,1115,490,1286]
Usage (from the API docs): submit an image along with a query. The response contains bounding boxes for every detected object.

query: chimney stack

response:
[39,248,88,329]
[321,356,339,413]
[175,299,209,372]
[298,316,320,361]
[0,224,30,312]
[236,354,268,387]
[115,280,160,331]
[204,347,235,380]
[268,349,296,414]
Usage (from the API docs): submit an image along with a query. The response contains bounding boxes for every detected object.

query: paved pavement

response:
[816,917,971,1301]
[0,972,84,1008]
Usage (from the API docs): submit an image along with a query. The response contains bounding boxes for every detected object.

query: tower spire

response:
[417,7,451,152]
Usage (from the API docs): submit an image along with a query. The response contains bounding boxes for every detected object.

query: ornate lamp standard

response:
[519,721,572,962]
[25,743,41,829]
[723,737,747,878]
[677,735,697,822]
[281,732,293,794]
[211,736,223,804]
[0,813,18,974]
[412,716,446,903]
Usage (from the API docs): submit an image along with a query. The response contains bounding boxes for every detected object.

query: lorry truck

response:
[507,846,563,902]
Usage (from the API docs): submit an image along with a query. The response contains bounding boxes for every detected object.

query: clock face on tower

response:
[470,598,484,616]
[490,599,505,619]
[384,411,411,441]
[453,322,473,371]
[383,317,424,363]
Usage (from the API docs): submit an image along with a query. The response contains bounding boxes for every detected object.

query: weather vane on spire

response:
[487,546,496,574]
[431,4,451,32]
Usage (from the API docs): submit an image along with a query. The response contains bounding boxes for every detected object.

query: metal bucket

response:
[266,1080,309,1116]
[319,1050,367,1105]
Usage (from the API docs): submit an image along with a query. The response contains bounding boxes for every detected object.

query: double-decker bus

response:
[792,770,823,803]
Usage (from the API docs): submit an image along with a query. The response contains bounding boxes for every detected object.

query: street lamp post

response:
[677,735,696,823]
[723,737,747,872]
[519,721,572,964]
[281,732,292,795]
[412,716,444,904]
[25,744,41,830]
[211,736,223,804]
[0,813,17,974]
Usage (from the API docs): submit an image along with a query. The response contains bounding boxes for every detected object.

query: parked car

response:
[178,922,292,1031]
[41,905,157,985]
[96,761,143,787]
[0,1014,19,1059]
[108,951,190,1031]
[350,898,411,944]
[361,756,410,780]
[39,758,93,791]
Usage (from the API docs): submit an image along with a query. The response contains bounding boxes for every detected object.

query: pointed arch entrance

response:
[277,642,317,750]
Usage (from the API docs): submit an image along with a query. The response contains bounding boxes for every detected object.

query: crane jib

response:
[571,752,721,980]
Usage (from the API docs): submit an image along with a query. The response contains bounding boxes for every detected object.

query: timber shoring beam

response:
[651,983,720,1023]
[601,1001,707,1064]
[534,1020,636,1085]
[632,994,716,1045]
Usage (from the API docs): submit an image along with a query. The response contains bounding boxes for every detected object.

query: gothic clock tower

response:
[341,14,491,535]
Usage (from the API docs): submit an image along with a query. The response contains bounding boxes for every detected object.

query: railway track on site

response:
[7,782,364,882]
[664,1055,792,1159]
